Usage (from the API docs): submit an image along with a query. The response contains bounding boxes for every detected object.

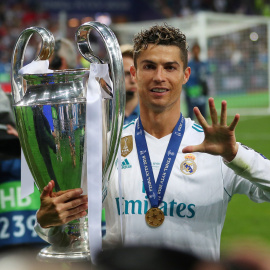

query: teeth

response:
[151,88,167,93]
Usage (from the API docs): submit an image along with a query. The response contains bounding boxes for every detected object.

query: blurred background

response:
[1,0,270,115]
[0,0,270,267]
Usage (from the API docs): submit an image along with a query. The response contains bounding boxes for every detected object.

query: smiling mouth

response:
[150,88,169,93]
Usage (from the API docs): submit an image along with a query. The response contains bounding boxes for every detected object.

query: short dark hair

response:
[133,24,188,70]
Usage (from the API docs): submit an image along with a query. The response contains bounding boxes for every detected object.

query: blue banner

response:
[0,210,46,247]
[0,180,46,247]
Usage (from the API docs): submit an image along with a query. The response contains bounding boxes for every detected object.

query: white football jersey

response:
[103,118,270,261]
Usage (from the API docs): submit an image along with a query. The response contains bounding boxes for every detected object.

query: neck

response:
[140,105,181,139]
[125,95,139,117]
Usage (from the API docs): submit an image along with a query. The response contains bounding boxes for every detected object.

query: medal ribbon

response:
[135,114,185,208]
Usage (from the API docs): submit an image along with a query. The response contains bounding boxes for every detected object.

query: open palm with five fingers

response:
[182,97,240,162]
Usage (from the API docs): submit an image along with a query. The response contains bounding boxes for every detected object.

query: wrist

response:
[37,209,50,228]
[223,143,239,163]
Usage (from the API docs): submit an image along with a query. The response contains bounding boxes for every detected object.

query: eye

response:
[165,65,176,71]
[143,64,155,70]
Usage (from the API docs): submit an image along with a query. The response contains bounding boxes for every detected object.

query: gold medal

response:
[145,207,165,228]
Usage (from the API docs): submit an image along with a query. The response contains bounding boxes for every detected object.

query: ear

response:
[183,67,191,85]
[130,65,136,80]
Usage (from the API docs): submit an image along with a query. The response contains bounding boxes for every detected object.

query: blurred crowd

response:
[0,2,49,72]
[205,26,268,95]
[0,0,270,93]
[0,2,57,92]
[153,0,258,18]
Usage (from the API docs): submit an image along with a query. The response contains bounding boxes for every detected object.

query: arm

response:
[224,143,270,201]
[183,98,270,199]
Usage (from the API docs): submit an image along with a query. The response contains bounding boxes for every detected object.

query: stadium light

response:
[250,32,259,41]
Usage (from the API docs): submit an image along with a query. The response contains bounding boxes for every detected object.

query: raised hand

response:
[182,98,240,162]
[37,180,88,228]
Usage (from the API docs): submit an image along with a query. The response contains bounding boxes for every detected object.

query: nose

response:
[153,67,165,83]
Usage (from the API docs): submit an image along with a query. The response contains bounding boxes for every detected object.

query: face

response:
[130,44,190,113]
[123,56,137,101]
[192,45,200,58]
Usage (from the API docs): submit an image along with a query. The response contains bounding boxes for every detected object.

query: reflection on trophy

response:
[11,22,125,262]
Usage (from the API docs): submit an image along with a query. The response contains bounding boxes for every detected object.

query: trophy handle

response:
[76,22,125,182]
[11,27,55,104]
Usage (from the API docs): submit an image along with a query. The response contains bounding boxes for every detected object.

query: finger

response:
[40,185,50,198]
[62,196,88,211]
[63,211,88,224]
[193,107,208,129]
[182,144,204,154]
[220,100,227,126]
[61,203,88,220]
[54,189,77,197]
[6,125,18,137]
[228,114,240,131]
[40,180,54,198]
[65,194,88,203]
[49,180,55,197]
[208,97,218,125]
[55,188,85,204]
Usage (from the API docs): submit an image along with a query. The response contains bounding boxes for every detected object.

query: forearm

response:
[225,143,270,191]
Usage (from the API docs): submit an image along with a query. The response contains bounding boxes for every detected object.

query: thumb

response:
[40,180,54,198]
[182,144,203,154]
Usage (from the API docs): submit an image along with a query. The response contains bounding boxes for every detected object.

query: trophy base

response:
[37,245,91,262]
[37,218,91,263]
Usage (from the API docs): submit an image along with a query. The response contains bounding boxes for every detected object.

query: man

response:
[184,43,209,119]
[35,24,270,261]
[120,44,140,125]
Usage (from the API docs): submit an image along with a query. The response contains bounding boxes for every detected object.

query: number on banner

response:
[13,215,25,238]
[0,217,10,239]
[0,214,38,240]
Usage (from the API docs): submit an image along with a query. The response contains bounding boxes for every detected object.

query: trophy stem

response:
[37,217,90,262]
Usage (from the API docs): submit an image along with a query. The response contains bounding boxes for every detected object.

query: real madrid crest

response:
[121,135,133,157]
[180,154,197,175]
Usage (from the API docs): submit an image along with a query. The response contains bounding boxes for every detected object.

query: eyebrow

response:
[140,60,180,66]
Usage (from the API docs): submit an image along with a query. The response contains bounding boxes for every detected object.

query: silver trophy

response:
[11,22,125,261]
